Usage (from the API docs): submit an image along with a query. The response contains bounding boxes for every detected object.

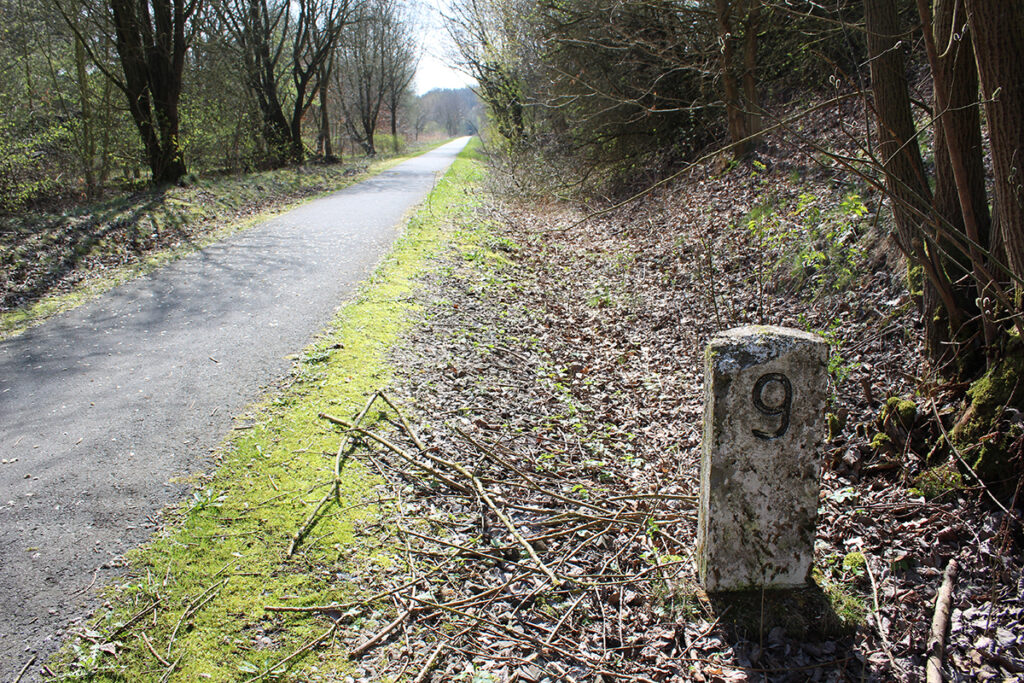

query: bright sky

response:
[413,0,477,95]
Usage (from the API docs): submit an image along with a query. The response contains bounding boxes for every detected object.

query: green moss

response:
[881,396,917,429]
[49,140,486,681]
[906,264,923,297]
[827,411,846,440]
[841,551,866,574]
[870,431,892,452]
[953,339,1024,488]
[913,463,963,500]
[964,352,1024,423]
[810,560,868,629]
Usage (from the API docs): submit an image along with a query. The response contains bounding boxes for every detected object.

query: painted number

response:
[751,372,792,440]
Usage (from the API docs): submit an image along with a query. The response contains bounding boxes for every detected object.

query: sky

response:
[413,0,478,95]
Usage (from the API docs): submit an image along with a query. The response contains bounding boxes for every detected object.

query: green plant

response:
[912,463,963,500]
[744,189,869,297]
[842,551,866,577]
[812,556,868,627]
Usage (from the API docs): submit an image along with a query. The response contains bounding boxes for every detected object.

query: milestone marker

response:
[697,326,828,592]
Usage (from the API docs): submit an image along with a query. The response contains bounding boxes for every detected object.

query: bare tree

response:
[336,0,412,156]
[216,0,353,165]
[382,2,418,149]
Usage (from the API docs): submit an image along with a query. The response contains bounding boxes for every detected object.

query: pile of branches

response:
[297,390,704,682]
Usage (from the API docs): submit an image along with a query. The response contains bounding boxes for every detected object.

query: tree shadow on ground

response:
[705,582,869,681]
[0,188,190,310]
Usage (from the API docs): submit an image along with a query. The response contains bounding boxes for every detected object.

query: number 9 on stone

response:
[751,372,792,439]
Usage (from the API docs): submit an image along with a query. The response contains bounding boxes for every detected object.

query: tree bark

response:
[919,0,992,370]
[865,0,962,332]
[967,0,1024,289]
[716,0,750,158]
[108,0,191,184]
[73,33,96,194]
[741,1,761,148]
[317,60,335,160]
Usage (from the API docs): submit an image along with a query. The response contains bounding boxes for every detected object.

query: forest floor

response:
[335,117,1023,679]
[0,139,446,340]
[36,121,1023,681]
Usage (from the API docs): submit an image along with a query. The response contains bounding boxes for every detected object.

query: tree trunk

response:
[864,0,962,332]
[390,99,398,151]
[288,105,304,164]
[260,102,292,167]
[317,62,335,160]
[73,34,96,195]
[741,1,761,148]
[919,0,992,371]
[716,0,750,158]
[109,0,190,184]
[967,0,1024,289]
[99,74,113,187]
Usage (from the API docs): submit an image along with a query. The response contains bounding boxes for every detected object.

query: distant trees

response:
[445,0,533,146]
[419,88,478,137]
[0,0,435,206]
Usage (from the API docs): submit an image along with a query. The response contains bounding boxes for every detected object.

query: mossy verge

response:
[49,139,485,681]
[0,140,454,342]
[952,333,1024,490]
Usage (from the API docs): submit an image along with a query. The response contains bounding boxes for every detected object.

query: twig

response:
[320,415,472,495]
[157,655,182,683]
[285,394,380,558]
[12,654,36,683]
[72,567,101,596]
[109,598,162,639]
[411,638,447,683]
[926,559,958,683]
[167,577,230,658]
[349,608,417,658]
[404,593,601,664]
[399,526,551,577]
[286,491,334,558]
[543,591,587,645]
[243,621,339,683]
[140,632,171,667]
[265,568,443,614]
[864,556,903,676]
[333,392,381,499]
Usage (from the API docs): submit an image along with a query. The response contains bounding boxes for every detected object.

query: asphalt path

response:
[0,137,470,678]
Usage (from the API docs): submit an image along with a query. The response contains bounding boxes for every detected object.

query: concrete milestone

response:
[698,325,829,592]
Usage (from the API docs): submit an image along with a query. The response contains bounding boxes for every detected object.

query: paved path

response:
[0,137,470,678]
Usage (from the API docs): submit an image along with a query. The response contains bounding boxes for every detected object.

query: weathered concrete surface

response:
[697,325,828,592]
[0,137,470,680]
